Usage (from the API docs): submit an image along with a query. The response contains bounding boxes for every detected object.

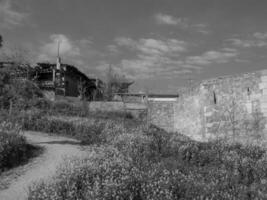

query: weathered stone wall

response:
[201,71,263,141]
[174,92,204,140]
[49,68,267,144]
[88,101,147,120]
[148,101,175,132]
[172,69,267,143]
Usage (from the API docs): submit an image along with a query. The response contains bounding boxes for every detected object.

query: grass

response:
[0,109,42,174]
[0,133,41,174]
[20,106,144,145]
[26,111,267,200]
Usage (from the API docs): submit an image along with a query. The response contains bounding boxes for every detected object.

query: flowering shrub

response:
[112,133,157,168]
[21,110,141,145]
[0,131,29,172]
[23,106,267,199]
[0,115,41,173]
[28,141,267,200]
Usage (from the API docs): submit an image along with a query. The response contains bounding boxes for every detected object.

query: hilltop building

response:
[33,61,104,101]
[0,58,105,101]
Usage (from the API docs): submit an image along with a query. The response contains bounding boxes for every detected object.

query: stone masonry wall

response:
[173,69,267,143]
[174,92,204,140]
[148,101,175,132]
[201,71,263,141]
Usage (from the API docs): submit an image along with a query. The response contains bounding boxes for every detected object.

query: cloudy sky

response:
[1,0,267,93]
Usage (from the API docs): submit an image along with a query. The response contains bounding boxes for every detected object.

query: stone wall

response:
[148,101,175,132]
[88,101,147,120]
[44,68,267,145]
[87,101,175,131]
[174,92,204,140]
[201,71,263,141]
[172,69,267,143]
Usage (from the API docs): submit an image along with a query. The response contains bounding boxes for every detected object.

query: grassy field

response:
[22,102,267,200]
[0,114,41,174]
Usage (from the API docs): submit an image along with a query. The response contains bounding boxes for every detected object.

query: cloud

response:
[185,49,238,66]
[192,24,210,35]
[154,13,210,34]
[0,0,28,29]
[115,37,187,55]
[253,32,267,40]
[227,32,267,48]
[155,13,185,26]
[99,36,239,81]
[97,37,195,79]
[38,34,81,61]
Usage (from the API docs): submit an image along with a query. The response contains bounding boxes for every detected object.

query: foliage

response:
[27,115,267,199]
[28,139,267,200]
[0,131,29,172]
[0,45,33,65]
[0,118,39,173]
[104,65,133,101]
[0,67,43,111]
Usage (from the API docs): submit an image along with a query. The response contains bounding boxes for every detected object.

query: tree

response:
[104,65,134,101]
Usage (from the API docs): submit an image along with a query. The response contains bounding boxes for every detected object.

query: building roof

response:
[35,62,104,85]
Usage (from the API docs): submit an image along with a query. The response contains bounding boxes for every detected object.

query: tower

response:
[56,40,61,70]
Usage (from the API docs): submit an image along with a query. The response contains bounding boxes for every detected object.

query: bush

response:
[0,131,39,172]
[112,133,157,169]
[28,143,267,200]
[21,110,141,145]
[24,105,267,199]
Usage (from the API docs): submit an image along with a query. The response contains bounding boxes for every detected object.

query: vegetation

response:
[0,113,41,173]
[0,62,42,173]
[26,108,267,199]
[104,65,133,101]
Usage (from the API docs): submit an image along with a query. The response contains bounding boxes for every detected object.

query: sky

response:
[1,0,267,93]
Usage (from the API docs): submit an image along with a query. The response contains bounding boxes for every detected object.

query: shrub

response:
[24,103,267,199]
[0,130,40,173]
[51,100,86,117]
[28,143,267,200]
[0,131,27,171]
[112,133,157,169]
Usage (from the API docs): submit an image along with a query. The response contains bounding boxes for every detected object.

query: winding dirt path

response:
[0,131,87,200]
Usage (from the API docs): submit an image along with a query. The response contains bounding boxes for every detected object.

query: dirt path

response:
[0,131,87,200]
